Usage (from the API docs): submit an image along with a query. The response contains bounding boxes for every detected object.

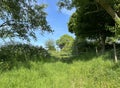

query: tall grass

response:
[0,56,120,88]
[0,43,120,88]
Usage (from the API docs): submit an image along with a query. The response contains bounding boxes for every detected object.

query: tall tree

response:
[0,0,52,41]
[68,2,115,53]
[45,39,56,51]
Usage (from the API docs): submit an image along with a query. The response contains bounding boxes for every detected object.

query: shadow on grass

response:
[47,52,98,64]
[59,51,116,64]
[111,61,120,70]
[0,51,115,72]
[0,61,31,72]
[71,52,98,61]
[44,51,109,64]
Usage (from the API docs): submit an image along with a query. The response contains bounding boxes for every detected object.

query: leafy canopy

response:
[68,3,114,40]
[66,1,116,53]
[58,0,120,25]
[0,0,52,41]
[56,34,74,52]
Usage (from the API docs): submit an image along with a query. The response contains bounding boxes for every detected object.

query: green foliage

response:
[58,0,120,55]
[0,44,50,61]
[0,43,50,70]
[68,2,116,54]
[68,3,114,39]
[72,37,96,55]
[0,0,52,41]
[58,0,120,25]
[56,34,74,53]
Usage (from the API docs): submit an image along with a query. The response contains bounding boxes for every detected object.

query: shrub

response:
[0,43,50,62]
[0,43,50,70]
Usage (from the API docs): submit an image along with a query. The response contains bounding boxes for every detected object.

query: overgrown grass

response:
[0,55,120,88]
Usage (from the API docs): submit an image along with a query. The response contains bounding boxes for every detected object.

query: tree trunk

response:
[101,35,106,54]
[113,43,118,63]
[75,45,78,56]
[95,0,120,25]
[95,46,98,55]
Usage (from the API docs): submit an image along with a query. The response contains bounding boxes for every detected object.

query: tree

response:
[0,0,52,41]
[45,39,56,51]
[58,0,120,26]
[68,2,115,53]
[56,34,74,52]
[106,25,120,63]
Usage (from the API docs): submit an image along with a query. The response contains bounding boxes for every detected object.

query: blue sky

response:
[0,0,75,47]
[28,0,75,47]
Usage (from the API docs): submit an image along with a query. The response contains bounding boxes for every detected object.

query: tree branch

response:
[84,9,103,15]
[0,20,14,28]
[95,0,120,25]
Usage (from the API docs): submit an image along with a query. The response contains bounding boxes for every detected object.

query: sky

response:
[28,0,75,47]
[0,0,75,47]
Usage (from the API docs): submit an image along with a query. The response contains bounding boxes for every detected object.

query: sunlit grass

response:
[0,56,120,88]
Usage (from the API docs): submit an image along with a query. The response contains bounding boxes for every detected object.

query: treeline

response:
[45,34,120,62]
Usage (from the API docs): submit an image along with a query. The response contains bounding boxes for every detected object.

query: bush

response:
[0,43,50,70]
[0,43,50,62]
